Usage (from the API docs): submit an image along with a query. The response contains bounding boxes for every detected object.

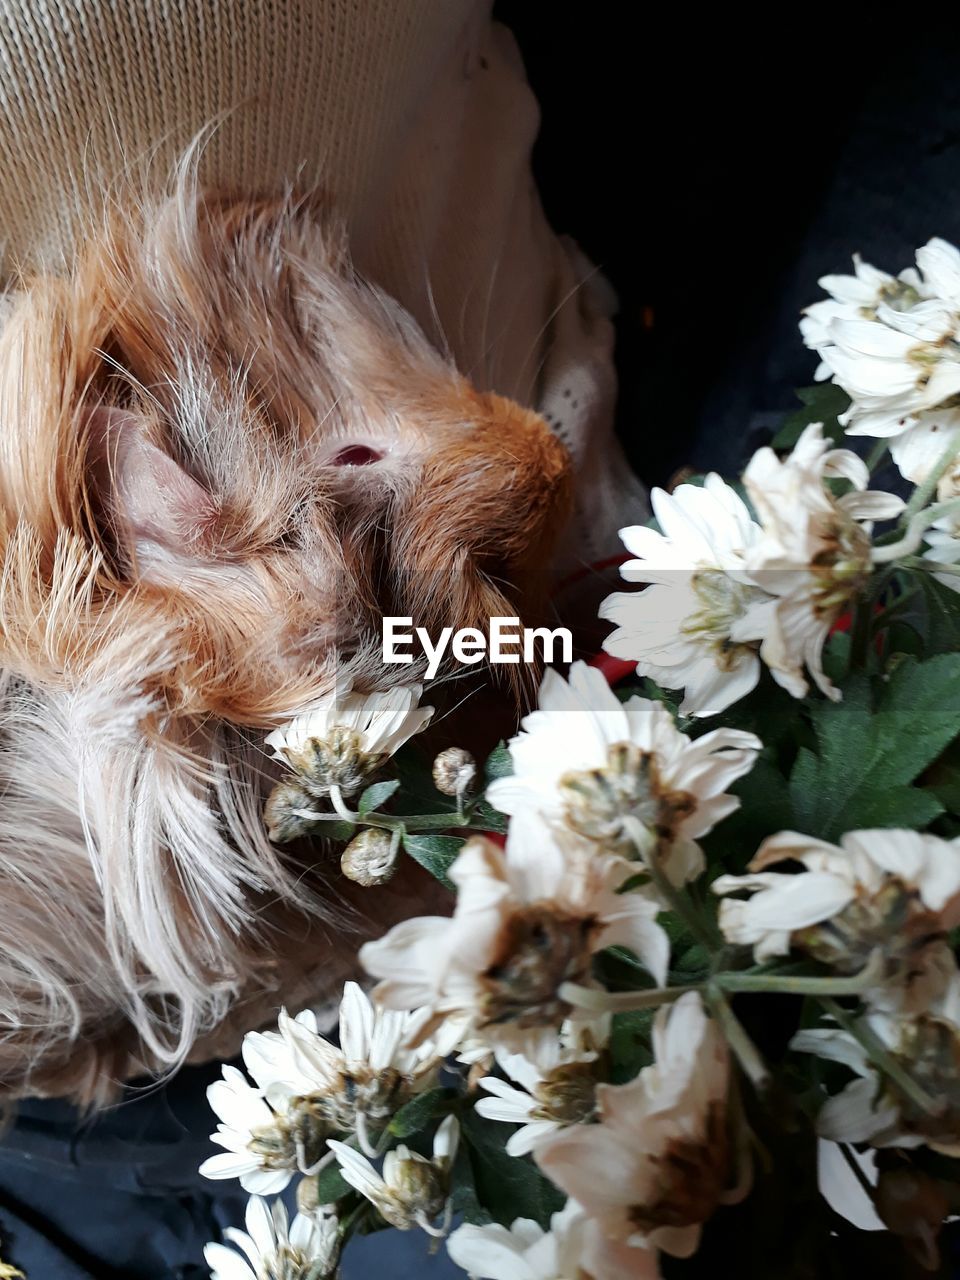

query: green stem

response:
[872,497,960,564]
[866,438,890,473]
[559,980,700,1013]
[821,998,939,1118]
[717,951,884,997]
[295,807,476,833]
[901,427,960,524]
[705,982,770,1090]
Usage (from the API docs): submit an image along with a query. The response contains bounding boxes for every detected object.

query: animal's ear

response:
[391,394,572,684]
[87,406,220,570]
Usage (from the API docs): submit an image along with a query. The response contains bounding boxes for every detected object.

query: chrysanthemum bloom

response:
[741,424,904,699]
[485,661,760,884]
[800,252,928,380]
[200,985,440,1187]
[924,455,960,592]
[360,826,669,1059]
[265,678,433,801]
[475,1019,609,1156]
[447,1198,661,1280]
[536,992,746,1259]
[599,476,772,717]
[328,1114,459,1235]
[204,1195,339,1280]
[793,975,960,1156]
[805,239,960,484]
[713,828,960,992]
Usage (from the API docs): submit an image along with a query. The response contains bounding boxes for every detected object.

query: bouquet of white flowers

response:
[200,240,960,1280]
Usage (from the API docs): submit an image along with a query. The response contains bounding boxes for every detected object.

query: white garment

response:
[0,0,647,560]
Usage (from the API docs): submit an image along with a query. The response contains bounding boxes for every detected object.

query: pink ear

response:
[90,407,219,557]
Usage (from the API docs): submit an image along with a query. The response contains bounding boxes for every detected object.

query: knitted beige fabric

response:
[0,0,646,558]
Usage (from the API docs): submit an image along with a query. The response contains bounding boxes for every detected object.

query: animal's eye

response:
[331,445,382,467]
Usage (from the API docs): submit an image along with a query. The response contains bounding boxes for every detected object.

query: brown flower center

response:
[559,742,695,847]
[481,906,594,1027]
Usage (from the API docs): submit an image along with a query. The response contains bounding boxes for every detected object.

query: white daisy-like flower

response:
[741,423,904,700]
[200,985,441,1189]
[265,678,433,799]
[361,825,669,1059]
[475,1019,609,1156]
[204,1195,340,1280]
[446,1198,661,1280]
[485,661,760,885]
[599,476,772,717]
[800,253,928,380]
[328,1113,459,1235]
[537,992,744,1260]
[802,239,960,484]
[923,456,960,591]
[199,1064,304,1195]
[792,973,960,1156]
[713,828,960,985]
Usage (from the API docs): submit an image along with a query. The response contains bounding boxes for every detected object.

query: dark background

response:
[494,9,960,486]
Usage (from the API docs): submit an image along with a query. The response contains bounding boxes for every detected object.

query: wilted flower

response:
[447,1198,661,1280]
[599,476,771,717]
[204,1196,339,1280]
[793,975,960,1155]
[361,826,669,1059]
[433,747,477,798]
[741,423,904,699]
[537,992,744,1259]
[242,986,441,1158]
[328,1114,459,1234]
[476,1020,609,1156]
[713,828,960,990]
[266,679,433,799]
[486,661,759,885]
[340,829,399,886]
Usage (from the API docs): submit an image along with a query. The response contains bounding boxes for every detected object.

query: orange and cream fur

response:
[0,175,570,1104]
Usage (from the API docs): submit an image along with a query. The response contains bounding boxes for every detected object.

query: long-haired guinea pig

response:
[0,174,571,1105]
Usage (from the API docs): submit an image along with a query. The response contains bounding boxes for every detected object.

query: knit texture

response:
[0,0,645,563]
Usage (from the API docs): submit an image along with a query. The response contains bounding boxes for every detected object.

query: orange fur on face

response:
[0,180,571,1103]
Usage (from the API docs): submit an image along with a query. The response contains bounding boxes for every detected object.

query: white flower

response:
[486,661,760,884]
[265,679,433,798]
[447,1199,660,1280]
[243,985,441,1155]
[792,973,960,1156]
[475,1021,608,1156]
[536,992,743,1259]
[200,986,440,1189]
[741,423,904,699]
[199,1064,303,1194]
[923,455,960,591]
[802,239,960,485]
[361,827,669,1059]
[713,829,960,986]
[800,253,928,379]
[204,1196,339,1280]
[328,1114,459,1234]
[599,476,771,717]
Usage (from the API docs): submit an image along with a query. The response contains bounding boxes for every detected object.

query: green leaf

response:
[608,1009,655,1084]
[483,742,513,783]
[357,779,400,817]
[325,820,356,842]
[388,1087,456,1138]
[461,1109,563,1229]
[914,572,960,657]
[772,383,850,449]
[449,1141,493,1226]
[314,1162,352,1204]
[402,833,464,890]
[470,798,509,835]
[788,656,960,839]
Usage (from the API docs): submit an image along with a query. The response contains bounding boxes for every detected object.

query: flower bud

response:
[432,747,476,798]
[341,829,398,886]
[264,780,317,844]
